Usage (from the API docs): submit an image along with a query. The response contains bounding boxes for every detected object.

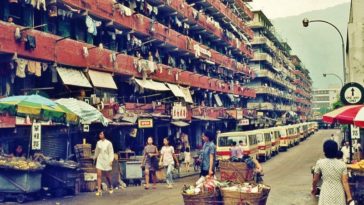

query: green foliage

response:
[332,100,344,109]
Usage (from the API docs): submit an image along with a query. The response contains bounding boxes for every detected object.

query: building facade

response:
[247,11,312,127]
[346,0,364,85]
[312,88,340,120]
[0,0,258,155]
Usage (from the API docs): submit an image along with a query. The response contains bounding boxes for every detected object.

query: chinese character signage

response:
[138,119,153,128]
[351,125,360,139]
[238,119,250,126]
[32,123,41,150]
[172,104,187,120]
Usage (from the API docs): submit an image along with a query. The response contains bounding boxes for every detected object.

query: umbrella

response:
[0,94,78,122]
[322,105,364,127]
[55,98,109,126]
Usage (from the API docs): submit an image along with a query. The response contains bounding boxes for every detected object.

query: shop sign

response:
[83,124,90,132]
[138,119,153,128]
[238,119,250,126]
[172,104,187,120]
[351,125,360,139]
[31,123,42,150]
[226,109,243,120]
[0,116,16,128]
[236,109,243,120]
[257,112,264,117]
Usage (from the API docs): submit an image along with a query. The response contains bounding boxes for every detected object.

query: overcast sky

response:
[249,0,350,19]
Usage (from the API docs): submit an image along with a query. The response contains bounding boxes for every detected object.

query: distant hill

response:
[272,3,351,89]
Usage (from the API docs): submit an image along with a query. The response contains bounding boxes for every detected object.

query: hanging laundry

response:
[117,4,132,16]
[41,63,48,71]
[25,35,36,50]
[85,16,102,36]
[37,0,46,11]
[51,65,58,83]
[27,60,36,74]
[152,6,158,15]
[146,3,153,15]
[48,5,58,17]
[15,59,27,78]
[35,62,42,77]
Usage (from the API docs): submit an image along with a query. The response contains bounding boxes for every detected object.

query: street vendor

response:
[242,153,263,173]
[200,131,216,177]
[12,145,25,158]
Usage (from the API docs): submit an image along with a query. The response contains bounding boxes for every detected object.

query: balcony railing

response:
[254,70,296,91]
[252,53,273,64]
[247,102,297,111]
[254,86,295,100]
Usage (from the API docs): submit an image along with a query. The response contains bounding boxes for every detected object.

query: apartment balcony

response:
[148,0,253,58]
[0,22,255,98]
[247,102,296,112]
[251,53,273,64]
[189,0,254,39]
[254,70,296,91]
[254,86,294,100]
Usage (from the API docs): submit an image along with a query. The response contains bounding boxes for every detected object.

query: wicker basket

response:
[221,185,271,205]
[219,161,254,183]
[74,144,92,159]
[182,191,219,205]
[81,180,97,192]
[78,158,94,168]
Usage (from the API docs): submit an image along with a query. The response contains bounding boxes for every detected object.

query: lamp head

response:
[302,18,310,27]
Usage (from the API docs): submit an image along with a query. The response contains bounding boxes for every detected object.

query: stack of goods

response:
[74,144,97,192]
[42,159,81,196]
[0,156,44,171]
[182,177,270,205]
[348,160,364,172]
[182,176,220,205]
[220,182,271,205]
[219,160,254,183]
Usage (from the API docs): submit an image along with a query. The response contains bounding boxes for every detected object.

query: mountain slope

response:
[272,3,351,89]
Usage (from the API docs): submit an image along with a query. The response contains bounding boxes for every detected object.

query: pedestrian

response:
[94,131,115,196]
[159,138,179,189]
[200,131,216,177]
[237,140,244,159]
[312,140,353,205]
[141,136,159,190]
[230,141,240,160]
[341,141,353,163]
[184,146,191,172]
[12,145,25,158]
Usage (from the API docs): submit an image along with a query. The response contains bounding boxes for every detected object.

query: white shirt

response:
[94,139,114,171]
[341,146,354,163]
[161,146,175,166]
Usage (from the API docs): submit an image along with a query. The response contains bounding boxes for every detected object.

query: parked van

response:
[216,131,259,160]
[265,127,280,156]
[256,129,273,162]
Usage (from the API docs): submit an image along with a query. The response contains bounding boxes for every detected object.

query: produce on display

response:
[348,160,364,171]
[0,156,44,171]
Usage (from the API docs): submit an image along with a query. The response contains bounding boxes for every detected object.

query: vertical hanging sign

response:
[32,123,42,150]
[351,125,360,139]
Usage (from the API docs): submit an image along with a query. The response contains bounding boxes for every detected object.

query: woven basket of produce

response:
[221,184,271,205]
[74,144,92,159]
[182,190,219,205]
[219,160,254,183]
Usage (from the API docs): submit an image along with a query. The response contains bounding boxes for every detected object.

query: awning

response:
[171,121,190,127]
[57,67,92,88]
[180,87,194,104]
[88,70,117,89]
[167,83,186,98]
[135,79,170,91]
[227,94,235,102]
[193,116,220,121]
[214,94,223,107]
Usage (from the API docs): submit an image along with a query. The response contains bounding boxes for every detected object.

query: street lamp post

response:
[302,18,346,84]
[322,73,344,87]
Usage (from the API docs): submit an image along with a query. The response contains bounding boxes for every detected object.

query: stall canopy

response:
[56,98,109,126]
[88,70,117,90]
[214,94,223,107]
[180,87,194,104]
[193,116,220,121]
[323,105,364,127]
[171,121,190,127]
[57,67,92,88]
[135,79,170,91]
[167,83,186,98]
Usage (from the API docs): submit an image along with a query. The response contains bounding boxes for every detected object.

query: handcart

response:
[118,151,143,186]
[42,163,80,197]
[0,169,42,203]
[348,169,364,204]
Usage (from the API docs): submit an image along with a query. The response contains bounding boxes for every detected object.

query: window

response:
[218,136,247,147]
[256,134,264,143]
[248,135,257,145]
[264,133,271,142]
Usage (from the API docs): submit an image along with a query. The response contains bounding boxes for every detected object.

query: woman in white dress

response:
[312,140,353,205]
[94,131,114,196]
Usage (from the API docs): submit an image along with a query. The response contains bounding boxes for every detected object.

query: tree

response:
[332,99,344,109]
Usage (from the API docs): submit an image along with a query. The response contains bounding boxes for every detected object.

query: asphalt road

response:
[10,129,336,205]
